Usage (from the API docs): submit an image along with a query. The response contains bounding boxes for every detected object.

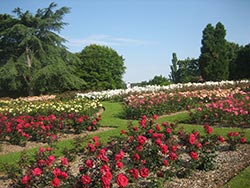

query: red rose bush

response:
[8,115,246,187]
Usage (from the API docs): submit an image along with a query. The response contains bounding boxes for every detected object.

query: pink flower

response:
[166,128,171,134]
[32,167,42,176]
[61,157,69,166]
[21,175,30,184]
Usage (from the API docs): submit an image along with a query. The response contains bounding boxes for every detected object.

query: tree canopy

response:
[0,3,85,96]
[76,44,126,90]
[199,22,229,81]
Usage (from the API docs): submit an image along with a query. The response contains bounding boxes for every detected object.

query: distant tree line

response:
[169,22,250,83]
[0,3,126,97]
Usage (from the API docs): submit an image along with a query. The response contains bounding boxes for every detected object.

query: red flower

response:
[21,175,30,184]
[160,144,168,154]
[196,142,202,148]
[139,167,149,178]
[116,174,128,187]
[129,168,139,179]
[32,167,42,176]
[166,128,171,134]
[53,168,62,177]
[137,135,147,145]
[61,157,69,166]
[171,145,177,152]
[156,124,161,131]
[190,151,199,160]
[116,161,123,169]
[51,177,60,187]
[92,120,97,125]
[218,136,225,143]
[115,150,125,161]
[86,159,94,168]
[163,159,169,166]
[121,130,126,134]
[77,117,83,123]
[133,153,140,161]
[81,175,91,185]
[92,136,99,142]
[152,114,158,120]
[189,133,196,145]
[240,137,246,143]
[169,152,178,160]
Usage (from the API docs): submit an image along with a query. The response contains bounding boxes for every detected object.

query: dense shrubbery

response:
[189,93,250,128]
[5,115,246,187]
[0,97,102,145]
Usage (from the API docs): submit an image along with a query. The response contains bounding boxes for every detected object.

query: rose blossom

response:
[82,175,91,185]
[86,159,94,168]
[21,175,30,184]
[129,168,139,179]
[116,174,128,187]
[189,133,196,145]
[190,151,199,160]
[32,167,42,176]
[51,177,60,187]
[139,167,149,178]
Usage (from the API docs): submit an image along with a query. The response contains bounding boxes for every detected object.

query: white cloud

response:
[65,34,154,48]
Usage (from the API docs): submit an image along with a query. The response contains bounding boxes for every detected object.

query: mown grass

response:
[0,101,249,185]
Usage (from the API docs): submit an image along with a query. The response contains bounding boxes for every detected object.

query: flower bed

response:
[0,97,103,146]
[189,93,250,128]
[5,115,246,187]
[123,88,247,119]
[76,80,250,101]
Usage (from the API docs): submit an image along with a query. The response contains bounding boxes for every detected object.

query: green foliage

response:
[199,22,229,81]
[234,44,250,79]
[169,53,200,83]
[76,44,126,90]
[0,3,85,96]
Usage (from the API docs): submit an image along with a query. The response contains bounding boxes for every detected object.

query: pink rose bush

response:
[8,115,246,187]
[189,93,250,127]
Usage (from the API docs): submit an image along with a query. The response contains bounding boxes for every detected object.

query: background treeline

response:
[0,3,249,97]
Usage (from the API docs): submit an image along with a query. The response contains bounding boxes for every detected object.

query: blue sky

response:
[1,0,250,83]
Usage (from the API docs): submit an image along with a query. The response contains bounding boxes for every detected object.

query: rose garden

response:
[0,80,249,187]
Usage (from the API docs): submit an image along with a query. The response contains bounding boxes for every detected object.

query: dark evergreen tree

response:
[199,22,229,81]
[169,53,181,83]
[234,44,250,79]
[0,3,85,96]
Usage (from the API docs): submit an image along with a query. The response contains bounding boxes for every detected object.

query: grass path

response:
[0,101,249,187]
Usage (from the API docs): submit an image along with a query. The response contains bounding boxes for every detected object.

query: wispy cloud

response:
[65,34,154,48]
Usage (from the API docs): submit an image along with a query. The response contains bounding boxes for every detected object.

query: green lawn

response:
[0,101,249,186]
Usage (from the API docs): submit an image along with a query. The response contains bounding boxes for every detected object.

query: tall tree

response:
[227,42,242,80]
[169,53,180,83]
[234,44,250,79]
[0,3,85,96]
[199,22,229,81]
[77,44,126,90]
